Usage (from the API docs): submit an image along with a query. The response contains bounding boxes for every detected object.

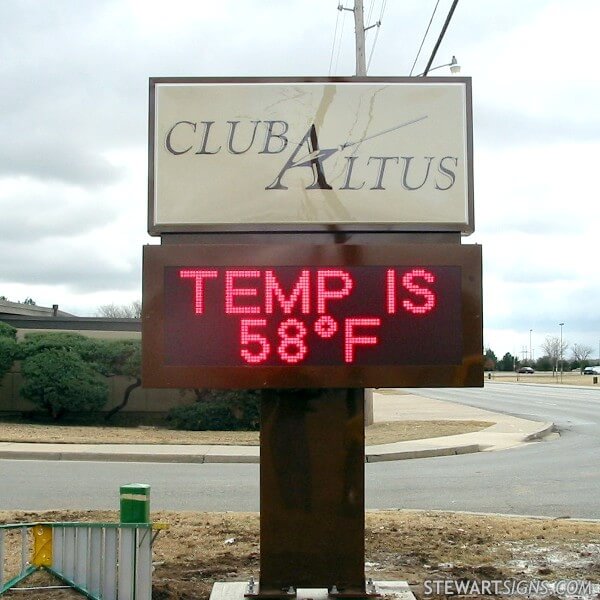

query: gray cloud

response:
[477,211,583,236]
[0,188,120,242]
[0,142,123,187]
[1,3,148,186]
[0,241,141,293]
[483,281,600,341]
[487,267,577,285]
[475,106,600,146]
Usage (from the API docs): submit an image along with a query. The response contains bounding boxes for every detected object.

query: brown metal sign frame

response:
[148,76,474,236]
[142,242,482,389]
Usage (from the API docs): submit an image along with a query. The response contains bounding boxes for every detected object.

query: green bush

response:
[0,322,17,379]
[20,348,108,419]
[86,339,141,378]
[99,340,142,420]
[18,332,99,360]
[168,390,260,431]
[0,336,17,380]
[0,322,17,340]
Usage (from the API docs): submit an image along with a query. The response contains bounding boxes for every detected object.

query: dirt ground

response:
[1,510,598,599]
[0,420,492,446]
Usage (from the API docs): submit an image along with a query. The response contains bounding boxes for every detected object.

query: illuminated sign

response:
[165,266,461,367]
[149,77,473,235]
[142,244,483,388]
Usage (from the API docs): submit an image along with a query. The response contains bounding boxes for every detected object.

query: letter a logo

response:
[266,124,334,190]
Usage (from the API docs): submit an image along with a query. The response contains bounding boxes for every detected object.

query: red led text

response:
[178,267,438,365]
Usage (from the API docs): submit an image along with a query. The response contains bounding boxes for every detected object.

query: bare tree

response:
[130,300,142,318]
[96,301,142,319]
[541,335,569,374]
[571,343,593,373]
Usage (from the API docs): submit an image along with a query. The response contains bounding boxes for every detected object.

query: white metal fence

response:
[0,521,155,599]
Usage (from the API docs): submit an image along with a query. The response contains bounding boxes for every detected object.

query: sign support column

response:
[259,388,367,596]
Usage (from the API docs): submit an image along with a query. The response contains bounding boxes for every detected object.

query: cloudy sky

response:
[0,0,598,360]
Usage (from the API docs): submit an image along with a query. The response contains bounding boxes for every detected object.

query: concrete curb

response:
[0,450,258,464]
[523,421,556,442]
[487,380,597,390]
[366,442,481,463]
[0,420,555,464]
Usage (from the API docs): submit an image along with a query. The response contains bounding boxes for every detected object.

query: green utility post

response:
[119,484,151,599]
[120,484,151,524]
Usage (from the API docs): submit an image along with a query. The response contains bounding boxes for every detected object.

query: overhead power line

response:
[366,0,388,71]
[329,2,350,76]
[328,3,343,75]
[421,0,460,76]
[409,0,441,76]
[334,5,348,75]
[366,0,376,24]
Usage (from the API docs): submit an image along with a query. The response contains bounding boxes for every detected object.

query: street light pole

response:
[416,56,461,76]
[559,322,565,383]
[529,329,533,363]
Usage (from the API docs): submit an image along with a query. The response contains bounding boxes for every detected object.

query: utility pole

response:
[340,0,372,425]
[353,0,366,76]
[339,1,367,76]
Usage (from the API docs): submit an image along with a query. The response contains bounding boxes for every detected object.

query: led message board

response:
[149,77,473,235]
[142,244,483,389]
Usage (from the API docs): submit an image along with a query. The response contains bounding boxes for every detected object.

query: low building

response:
[0,299,140,340]
[0,300,195,416]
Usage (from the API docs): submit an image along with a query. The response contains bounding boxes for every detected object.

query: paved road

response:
[1,383,598,518]
[410,382,600,435]
[376,383,600,517]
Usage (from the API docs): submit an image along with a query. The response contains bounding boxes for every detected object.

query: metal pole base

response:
[211,581,416,600]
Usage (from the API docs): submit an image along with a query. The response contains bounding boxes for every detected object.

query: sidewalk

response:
[0,391,554,464]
